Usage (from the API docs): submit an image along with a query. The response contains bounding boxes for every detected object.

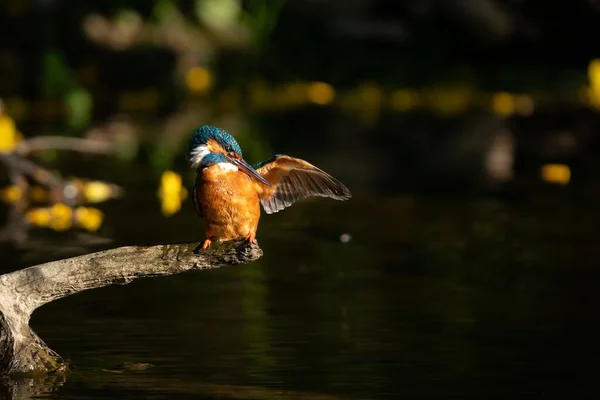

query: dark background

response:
[1,1,600,399]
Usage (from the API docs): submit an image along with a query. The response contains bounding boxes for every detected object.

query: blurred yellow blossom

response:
[158,171,188,216]
[427,86,472,116]
[541,164,571,185]
[26,204,104,232]
[0,114,18,153]
[50,217,72,231]
[283,83,308,106]
[351,83,383,124]
[358,83,383,107]
[25,208,52,228]
[0,186,22,203]
[84,181,117,203]
[390,90,417,111]
[75,207,104,231]
[161,194,183,216]
[307,82,335,105]
[588,58,600,105]
[492,92,516,116]
[160,171,183,194]
[49,203,73,231]
[186,67,212,93]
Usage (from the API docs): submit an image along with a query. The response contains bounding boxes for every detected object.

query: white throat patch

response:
[190,145,210,169]
[216,162,238,172]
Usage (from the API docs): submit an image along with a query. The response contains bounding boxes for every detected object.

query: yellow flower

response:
[84,181,114,203]
[25,208,52,227]
[51,203,72,218]
[75,207,104,231]
[160,171,182,196]
[161,195,182,216]
[307,82,335,105]
[50,203,73,231]
[492,92,515,116]
[588,59,600,93]
[0,115,18,153]
[186,67,212,94]
[158,171,188,216]
[0,185,22,203]
[541,164,571,185]
[50,217,72,231]
[390,90,416,112]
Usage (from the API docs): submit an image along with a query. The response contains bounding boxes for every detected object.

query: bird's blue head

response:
[187,125,243,168]
[187,125,272,186]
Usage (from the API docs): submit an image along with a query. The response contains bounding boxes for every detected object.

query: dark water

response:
[2,180,600,399]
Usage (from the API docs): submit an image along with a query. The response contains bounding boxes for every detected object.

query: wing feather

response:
[255,155,351,214]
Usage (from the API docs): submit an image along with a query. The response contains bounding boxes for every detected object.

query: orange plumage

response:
[188,125,351,251]
[194,164,260,250]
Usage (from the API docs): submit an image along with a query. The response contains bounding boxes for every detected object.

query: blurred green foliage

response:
[243,0,287,48]
[42,50,73,98]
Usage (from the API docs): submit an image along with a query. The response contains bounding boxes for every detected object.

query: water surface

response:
[2,183,599,399]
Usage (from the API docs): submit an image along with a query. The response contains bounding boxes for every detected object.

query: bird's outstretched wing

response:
[254,155,351,214]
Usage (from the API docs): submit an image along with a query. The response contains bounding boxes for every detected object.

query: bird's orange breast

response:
[194,165,261,242]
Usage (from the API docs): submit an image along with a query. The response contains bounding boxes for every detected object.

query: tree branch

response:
[0,240,262,376]
[15,136,116,156]
[0,154,61,187]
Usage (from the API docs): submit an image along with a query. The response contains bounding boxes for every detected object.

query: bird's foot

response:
[245,232,256,244]
[193,239,212,254]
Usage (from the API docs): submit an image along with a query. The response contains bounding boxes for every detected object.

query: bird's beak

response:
[229,157,272,187]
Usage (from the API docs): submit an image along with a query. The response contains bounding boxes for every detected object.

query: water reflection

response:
[0,375,66,399]
[1,185,598,398]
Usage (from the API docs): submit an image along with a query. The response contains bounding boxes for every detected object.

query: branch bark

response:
[0,240,262,376]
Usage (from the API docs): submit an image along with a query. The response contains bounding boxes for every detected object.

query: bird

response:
[187,125,351,251]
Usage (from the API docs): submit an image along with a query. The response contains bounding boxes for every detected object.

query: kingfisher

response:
[187,125,351,250]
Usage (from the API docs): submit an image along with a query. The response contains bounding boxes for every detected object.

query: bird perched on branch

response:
[187,125,351,250]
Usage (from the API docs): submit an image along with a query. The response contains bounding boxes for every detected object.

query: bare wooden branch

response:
[0,240,262,376]
[0,154,61,187]
[15,136,116,156]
